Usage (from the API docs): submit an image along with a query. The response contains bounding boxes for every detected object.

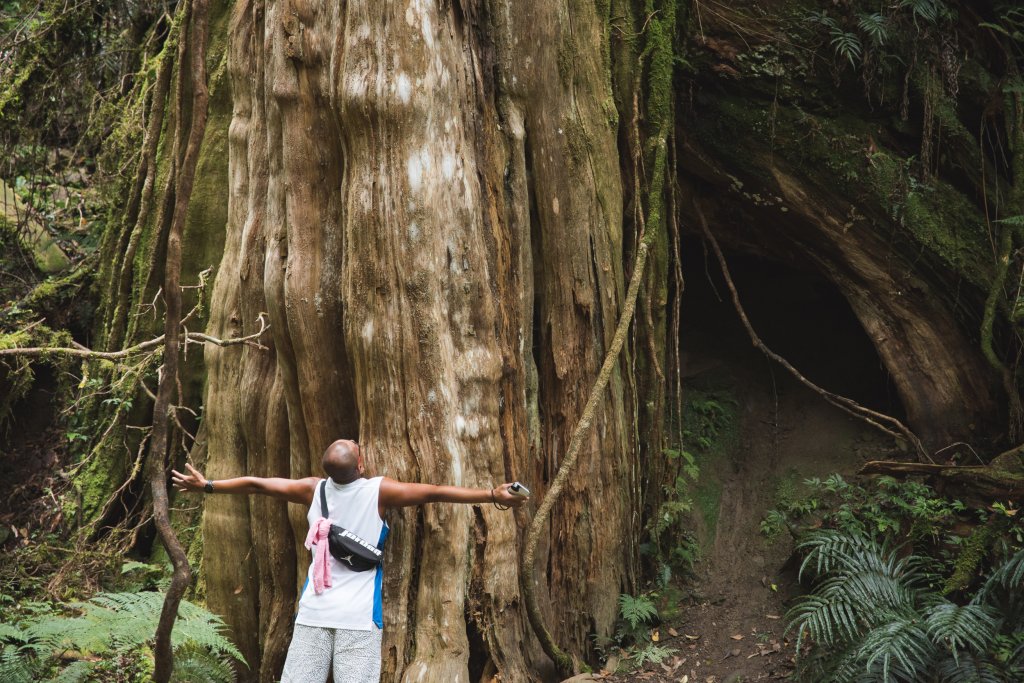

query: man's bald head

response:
[322,439,363,484]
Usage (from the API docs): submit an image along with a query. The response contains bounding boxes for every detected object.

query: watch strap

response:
[204,480,214,494]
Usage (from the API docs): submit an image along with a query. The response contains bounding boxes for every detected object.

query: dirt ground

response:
[594,331,897,683]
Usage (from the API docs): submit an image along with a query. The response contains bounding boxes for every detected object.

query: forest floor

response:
[597,342,896,683]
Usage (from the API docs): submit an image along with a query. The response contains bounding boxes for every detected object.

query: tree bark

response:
[200,0,635,679]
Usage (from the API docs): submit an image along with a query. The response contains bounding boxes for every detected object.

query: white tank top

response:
[295,476,388,630]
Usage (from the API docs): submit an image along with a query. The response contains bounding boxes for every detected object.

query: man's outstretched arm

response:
[172,463,318,505]
[379,477,526,511]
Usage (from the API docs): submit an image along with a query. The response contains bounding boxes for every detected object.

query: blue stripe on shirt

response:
[372,523,390,628]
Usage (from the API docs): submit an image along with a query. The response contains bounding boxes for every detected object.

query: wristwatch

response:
[204,480,215,494]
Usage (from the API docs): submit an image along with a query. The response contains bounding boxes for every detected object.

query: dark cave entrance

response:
[678,237,903,420]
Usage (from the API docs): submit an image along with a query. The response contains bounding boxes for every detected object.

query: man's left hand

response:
[492,483,527,508]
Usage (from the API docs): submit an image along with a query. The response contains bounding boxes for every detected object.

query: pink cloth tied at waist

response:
[305,518,333,594]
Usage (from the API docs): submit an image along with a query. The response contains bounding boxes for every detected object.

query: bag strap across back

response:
[319,479,329,519]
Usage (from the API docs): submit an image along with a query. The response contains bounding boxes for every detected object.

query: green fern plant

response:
[897,0,949,25]
[629,642,676,668]
[619,593,658,632]
[787,530,1024,682]
[0,590,245,682]
[170,642,238,683]
[857,13,889,46]
[760,474,964,546]
[614,593,677,672]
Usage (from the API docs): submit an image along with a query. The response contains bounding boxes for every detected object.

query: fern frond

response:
[935,652,1010,683]
[857,13,889,45]
[830,30,863,67]
[0,644,40,683]
[618,594,657,630]
[898,0,946,24]
[787,594,861,649]
[20,614,74,657]
[973,548,1024,629]
[0,623,26,643]
[171,642,237,683]
[629,643,677,668]
[924,602,999,662]
[856,615,935,681]
[818,566,919,617]
[805,10,839,30]
[797,529,878,580]
[994,215,1024,227]
[49,660,96,683]
[19,591,244,665]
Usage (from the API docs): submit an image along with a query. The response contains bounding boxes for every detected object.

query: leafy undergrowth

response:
[788,530,1024,681]
[0,563,245,682]
[774,475,1024,682]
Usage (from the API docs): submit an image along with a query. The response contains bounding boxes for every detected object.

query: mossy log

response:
[859,460,1024,502]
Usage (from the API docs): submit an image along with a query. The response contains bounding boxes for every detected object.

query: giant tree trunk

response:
[201,0,635,679]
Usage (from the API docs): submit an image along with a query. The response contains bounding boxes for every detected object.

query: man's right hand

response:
[171,463,208,493]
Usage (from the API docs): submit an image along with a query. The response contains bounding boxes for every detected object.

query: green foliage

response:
[803,0,949,71]
[761,474,964,544]
[629,642,677,668]
[619,593,658,631]
[683,393,734,452]
[0,590,245,682]
[788,529,1024,682]
[857,13,889,46]
[612,593,677,671]
[897,0,951,25]
[979,6,1024,42]
[168,642,238,683]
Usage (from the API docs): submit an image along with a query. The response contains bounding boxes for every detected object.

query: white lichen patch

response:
[447,437,463,486]
[552,197,560,215]
[396,72,412,104]
[407,154,423,192]
[408,220,420,240]
[362,319,374,343]
[421,14,434,48]
[441,153,456,180]
[455,347,502,382]
[345,73,368,101]
[405,0,434,48]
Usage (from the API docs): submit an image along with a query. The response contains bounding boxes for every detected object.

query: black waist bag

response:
[320,480,384,572]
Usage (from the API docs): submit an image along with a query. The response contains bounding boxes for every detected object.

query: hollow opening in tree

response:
[679,236,904,421]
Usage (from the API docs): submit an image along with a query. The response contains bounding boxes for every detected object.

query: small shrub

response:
[612,593,677,671]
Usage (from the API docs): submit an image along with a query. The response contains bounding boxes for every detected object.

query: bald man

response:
[172,439,525,682]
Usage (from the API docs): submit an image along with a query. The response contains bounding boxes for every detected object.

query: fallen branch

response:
[0,313,269,360]
[859,460,1024,501]
[694,204,929,461]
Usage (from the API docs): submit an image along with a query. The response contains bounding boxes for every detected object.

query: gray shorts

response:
[280,624,382,683]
